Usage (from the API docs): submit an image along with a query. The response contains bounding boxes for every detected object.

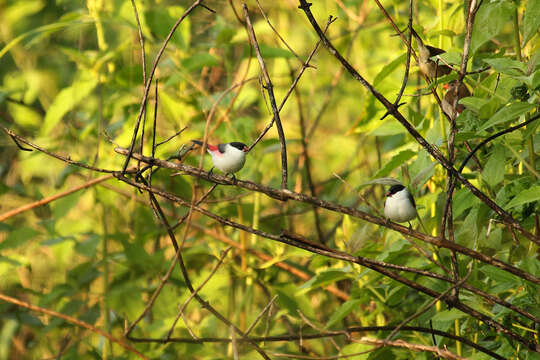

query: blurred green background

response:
[0,0,539,358]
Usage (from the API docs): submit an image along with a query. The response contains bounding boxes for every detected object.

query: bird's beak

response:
[386,192,391,197]
[243,146,249,152]
[443,83,449,90]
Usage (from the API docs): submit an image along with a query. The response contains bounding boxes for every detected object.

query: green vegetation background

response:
[0,0,539,359]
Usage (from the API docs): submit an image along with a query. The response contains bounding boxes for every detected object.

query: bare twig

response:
[0,292,148,360]
[243,3,288,189]
[247,15,336,156]
[121,0,208,174]
[114,147,540,285]
[296,0,539,244]
[165,247,232,340]
[0,174,113,221]
[255,0,313,68]
[245,295,278,336]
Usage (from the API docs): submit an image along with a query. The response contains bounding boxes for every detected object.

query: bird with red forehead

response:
[442,80,471,119]
[192,140,249,179]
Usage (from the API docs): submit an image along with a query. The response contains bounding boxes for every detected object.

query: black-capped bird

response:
[384,184,418,224]
[192,140,249,178]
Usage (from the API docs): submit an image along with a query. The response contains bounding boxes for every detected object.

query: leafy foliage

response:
[0,0,539,359]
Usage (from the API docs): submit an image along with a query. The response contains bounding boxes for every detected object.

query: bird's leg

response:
[208,167,214,178]
[407,221,413,230]
[230,173,237,185]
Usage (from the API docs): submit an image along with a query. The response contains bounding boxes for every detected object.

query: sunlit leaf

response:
[521,0,540,46]
[478,102,535,131]
[505,186,540,208]
[471,1,514,53]
[42,71,99,135]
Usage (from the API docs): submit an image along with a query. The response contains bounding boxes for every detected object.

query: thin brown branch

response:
[166,247,232,340]
[0,292,148,360]
[247,15,336,156]
[358,338,465,360]
[255,0,314,68]
[128,324,505,360]
[243,3,288,189]
[112,174,538,349]
[2,126,120,174]
[0,174,113,221]
[121,0,207,174]
[113,147,540,285]
[296,0,539,244]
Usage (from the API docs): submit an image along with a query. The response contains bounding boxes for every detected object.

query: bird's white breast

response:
[209,145,246,174]
[384,190,417,223]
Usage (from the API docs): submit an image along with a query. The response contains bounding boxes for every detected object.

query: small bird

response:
[442,80,471,119]
[384,184,417,224]
[412,30,452,79]
[191,140,249,178]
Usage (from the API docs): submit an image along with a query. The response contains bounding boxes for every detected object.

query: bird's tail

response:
[191,139,203,146]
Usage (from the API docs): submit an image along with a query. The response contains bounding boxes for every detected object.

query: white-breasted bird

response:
[191,140,249,177]
[384,184,418,224]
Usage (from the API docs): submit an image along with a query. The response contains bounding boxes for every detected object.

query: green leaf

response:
[74,234,100,258]
[459,97,489,113]
[521,0,540,47]
[478,102,535,131]
[52,192,82,219]
[257,45,294,59]
[373,53,406,86]
[325,299,362,329]
[374,150,415,178]
[432,308,466,322]
[438,50,462,66]
[483,57,527,77]
[471,1,514,53]
[482,145,505,187]
[299,269,350,291]
[274,284,315,318]
[181,53,219,71]
[453,188,477,218]
[42,71,98,135]
[505,185,540,208]
[479,266,521,293]
[0,227,39,250]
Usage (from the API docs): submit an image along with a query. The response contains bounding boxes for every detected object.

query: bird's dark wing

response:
[426,45,446,57]
[408,191,416,208]
[191,139,203,146]
[435,64,452,76]
[217,143,227,153]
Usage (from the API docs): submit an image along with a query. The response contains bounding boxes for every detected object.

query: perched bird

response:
[191,140,249,178]
[412,30,452,79]
[384,184,417,224]
[442,80,471,119]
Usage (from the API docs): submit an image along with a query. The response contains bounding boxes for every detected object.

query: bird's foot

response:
[208,167,215,178]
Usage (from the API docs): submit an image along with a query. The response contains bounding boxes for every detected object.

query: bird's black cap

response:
[229,142,248,151]
[387,184,405,196]
[387,184,416,207]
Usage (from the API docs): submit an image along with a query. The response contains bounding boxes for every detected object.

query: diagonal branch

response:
[243,3,288,189]
[296,0,539,245]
